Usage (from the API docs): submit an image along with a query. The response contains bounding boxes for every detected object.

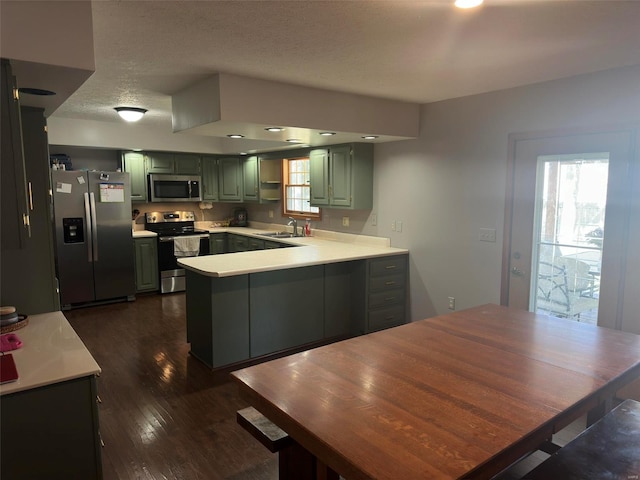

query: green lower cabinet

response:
[354,254,408,334]
[324,262,357,338]
[186,271,250,367]
[228,234,249,252]
[133,237,159,292]
[0,375,103,480]
[209,233,227,254]
[183,255,407,370]
[248,238,264,250]
[250,265,325,357]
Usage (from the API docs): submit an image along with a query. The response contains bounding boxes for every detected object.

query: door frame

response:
[500,123,636,330]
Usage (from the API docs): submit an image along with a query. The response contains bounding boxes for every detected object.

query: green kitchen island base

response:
[185,262,357,369]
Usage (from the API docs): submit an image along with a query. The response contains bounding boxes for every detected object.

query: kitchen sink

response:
[259,231,295,238]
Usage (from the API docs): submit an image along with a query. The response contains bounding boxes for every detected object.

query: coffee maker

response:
[231,208,248,226]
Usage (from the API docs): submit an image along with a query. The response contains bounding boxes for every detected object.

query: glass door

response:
[531,153,608,323]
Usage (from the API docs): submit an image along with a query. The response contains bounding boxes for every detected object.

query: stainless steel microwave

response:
[148,174,202,203]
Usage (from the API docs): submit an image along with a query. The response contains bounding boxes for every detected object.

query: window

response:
[282,157,321,219]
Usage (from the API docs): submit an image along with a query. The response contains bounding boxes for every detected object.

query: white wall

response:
[368,64,640,323]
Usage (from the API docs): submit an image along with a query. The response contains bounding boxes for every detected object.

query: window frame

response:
[281,156,321,220]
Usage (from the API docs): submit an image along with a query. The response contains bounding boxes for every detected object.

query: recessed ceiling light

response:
[454,0,483,8]
[227,134,245,139]
[265,127,285,132]
[114,107,147,122]
[362,135,378,140]
[319,132,336,136]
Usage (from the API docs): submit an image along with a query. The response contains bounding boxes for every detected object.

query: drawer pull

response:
[384,281,396,286]
[385,297,396,302]
[385,316,396,321]
[385,265,397,270]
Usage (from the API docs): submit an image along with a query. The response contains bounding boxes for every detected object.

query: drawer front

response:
[368,306,405,332]
[369,255,407,277]
[368,289,405,309]
[369,273,406,292]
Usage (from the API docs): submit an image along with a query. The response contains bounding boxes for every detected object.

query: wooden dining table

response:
[230,304,640,479]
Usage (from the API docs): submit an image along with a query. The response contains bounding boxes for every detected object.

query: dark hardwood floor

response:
[65,293,277,480]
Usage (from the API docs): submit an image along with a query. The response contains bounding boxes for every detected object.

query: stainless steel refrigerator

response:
[51,170,135,307]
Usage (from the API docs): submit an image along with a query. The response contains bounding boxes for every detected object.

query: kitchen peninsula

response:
[0,312,103,479]
[178,227,409,369]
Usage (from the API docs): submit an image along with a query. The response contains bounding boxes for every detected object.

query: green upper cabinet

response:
[174,154,201,174]
[146,152,174,173]
[121,152,147,202]
[1,59,30,250]
[201,156,219,201]
[310,143,373,210]
[328,145,352,207]
[218,157,243,202]
[309,148,330,205]
[146,152,201,175]
[242,155,259,202]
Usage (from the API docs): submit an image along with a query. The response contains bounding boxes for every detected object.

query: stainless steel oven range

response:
[145,211,210,293]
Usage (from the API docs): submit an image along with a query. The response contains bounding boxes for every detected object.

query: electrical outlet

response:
[391,221,396,231]
[371,214,377,226]
[448,297,455,310]
[342,216,350,227]
[268,210,274,219]
[396,220,403,233]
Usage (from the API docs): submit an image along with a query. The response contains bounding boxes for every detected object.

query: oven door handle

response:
[159,234,210,242]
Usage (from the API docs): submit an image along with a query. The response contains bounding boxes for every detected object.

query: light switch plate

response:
[479,228,496,242]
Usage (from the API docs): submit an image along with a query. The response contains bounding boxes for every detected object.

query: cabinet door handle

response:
[385,281,396,286]
[385,265,397,270]
[23,214,31,238]
[385,297,396,302]
[385,316,396,321]
[28,181,34,210]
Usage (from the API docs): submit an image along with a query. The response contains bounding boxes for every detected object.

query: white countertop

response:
[0,311,101,396]
[133,229,157,238]
[178,224,408,277]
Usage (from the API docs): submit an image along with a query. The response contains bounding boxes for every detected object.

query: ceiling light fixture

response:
[265,127,285,132]
[362,135,378,140]
[454,0,483,9]
[227,134,245,138]
[319,132,336,136]
[114,107,147,122]
[286,139,302,143]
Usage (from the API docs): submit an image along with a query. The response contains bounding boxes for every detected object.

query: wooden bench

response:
[237,406,339,480]
[523,399,640,479]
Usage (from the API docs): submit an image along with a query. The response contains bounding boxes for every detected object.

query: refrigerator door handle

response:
[89,192,99,262]
[84,192,93,262]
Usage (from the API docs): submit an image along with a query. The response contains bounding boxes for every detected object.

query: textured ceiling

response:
[33,0,640,148]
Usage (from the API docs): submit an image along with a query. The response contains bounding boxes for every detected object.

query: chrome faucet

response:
[288,217,299,236]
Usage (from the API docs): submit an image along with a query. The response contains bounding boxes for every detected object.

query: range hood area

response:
[171,73,421,152]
